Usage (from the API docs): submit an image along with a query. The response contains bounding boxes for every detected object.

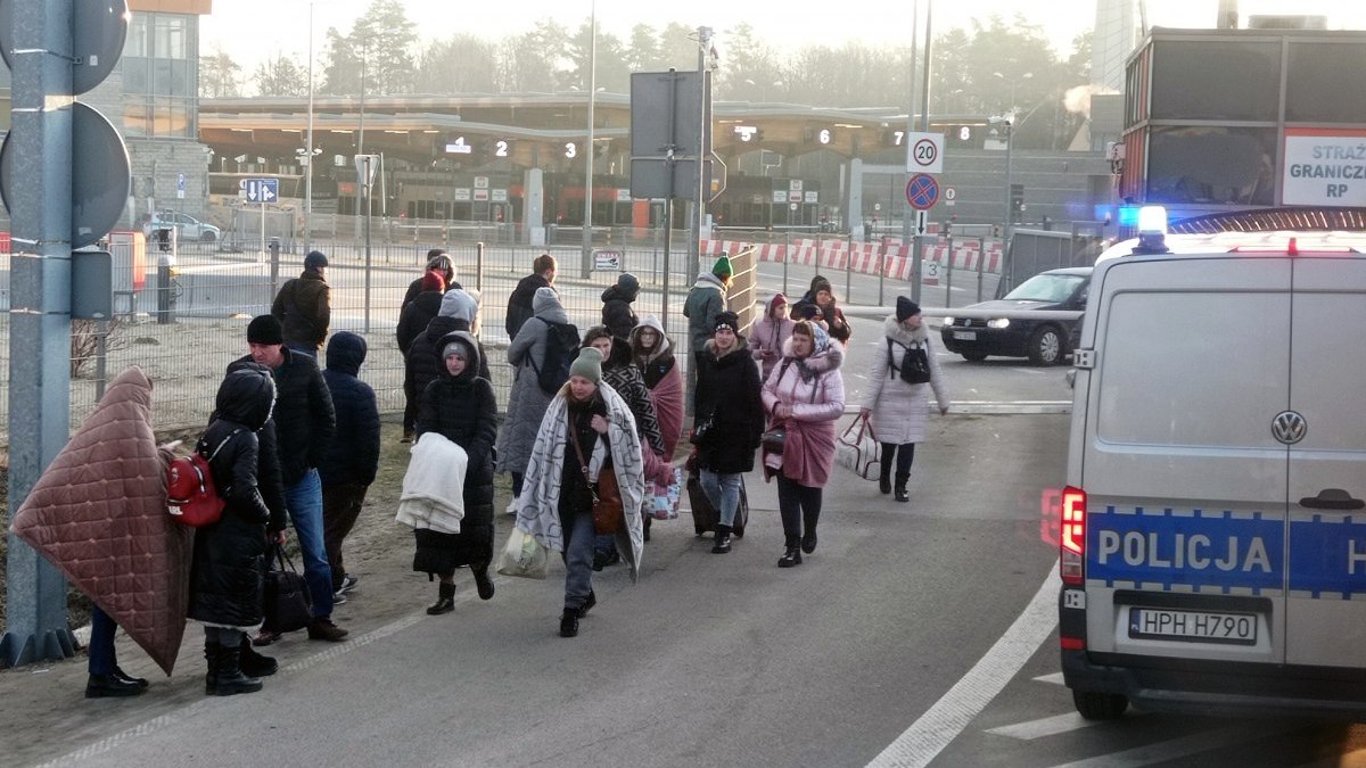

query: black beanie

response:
[247,314,284,345]
[896,296,921,322]
[713,311,740,334]
[305,250,329,269]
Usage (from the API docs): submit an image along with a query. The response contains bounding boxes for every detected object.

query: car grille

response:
[957,318,979,328]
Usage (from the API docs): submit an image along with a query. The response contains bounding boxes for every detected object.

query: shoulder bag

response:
[569,414,625,535]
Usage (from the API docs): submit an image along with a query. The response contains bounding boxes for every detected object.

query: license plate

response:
[1128,607,1257,645]
[953,330,977,341]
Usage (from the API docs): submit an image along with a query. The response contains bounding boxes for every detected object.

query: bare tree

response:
[417,34,499,94]
[253,54,310,97]
[200,46,242,98]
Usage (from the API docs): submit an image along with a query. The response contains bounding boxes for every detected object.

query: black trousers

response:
[776,475,822,546]
[879,442,916,478]
[323,482,369,589]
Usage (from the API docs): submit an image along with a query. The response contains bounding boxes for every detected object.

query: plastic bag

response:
[650,467,684,520]
[496,527,548,580]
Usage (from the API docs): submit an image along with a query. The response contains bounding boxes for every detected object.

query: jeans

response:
[561,508,596,612]
[323,482,369,589]
[700,469,743,527]
[205,626,244,647]
[285,468,333,619]
[879,442,916,478]
[776,475,822,546]
[88,605,116,676]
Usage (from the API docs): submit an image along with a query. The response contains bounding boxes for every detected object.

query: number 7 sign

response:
[905,131,945,174]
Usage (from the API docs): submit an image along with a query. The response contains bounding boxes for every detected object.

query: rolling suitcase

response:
[687,470,748,538]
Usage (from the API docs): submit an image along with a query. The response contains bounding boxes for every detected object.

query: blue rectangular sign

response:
[245,178,279,204]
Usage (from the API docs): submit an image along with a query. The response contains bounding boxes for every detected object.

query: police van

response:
[1060,207,1366,719]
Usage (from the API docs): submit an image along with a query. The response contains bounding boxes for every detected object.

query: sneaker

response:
[336,574,360,595]
[505,498,519,516]
[307,618,349,642]
[331,591,348,605]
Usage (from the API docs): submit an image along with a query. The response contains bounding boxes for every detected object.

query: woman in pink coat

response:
[760,321,846,567]
[750,293,794,383]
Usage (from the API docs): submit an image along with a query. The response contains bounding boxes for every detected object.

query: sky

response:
[200,0,1366,74]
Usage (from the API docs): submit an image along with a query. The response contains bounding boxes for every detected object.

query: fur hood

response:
[780,332,844,378]
[884,314,928,345]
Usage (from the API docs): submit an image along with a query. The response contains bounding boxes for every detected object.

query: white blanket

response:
[396,432,468,534]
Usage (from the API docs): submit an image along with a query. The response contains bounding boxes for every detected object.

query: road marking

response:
[1044,724,1291,768]
[986,712,1106,741]
[864,564,1061,768]
[1033,672,1065,685]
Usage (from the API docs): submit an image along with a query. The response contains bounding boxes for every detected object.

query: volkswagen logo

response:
[1272,410,1307,445]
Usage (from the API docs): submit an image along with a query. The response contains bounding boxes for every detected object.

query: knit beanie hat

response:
[247,314,283,345]
[421,270,445,293]
[713,311,740,334]
[617,272,640,293]
[712,256,733,278]
[568,347,603,384]
[439,288,478,322]
[304,250,328,269]
[442,340,469,360]
[896,296,921,322]
[810,274,832,296]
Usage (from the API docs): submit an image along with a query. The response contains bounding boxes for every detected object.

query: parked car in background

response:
[143,211,221,243]
[940,266,1091,365]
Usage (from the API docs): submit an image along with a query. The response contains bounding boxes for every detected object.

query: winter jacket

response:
[761,334,846,488]
[682,272,728,354]
[229,346,335,486]
[750,294,795,382]
[417,331,499,527]
[407,315,491,408]
[402,276,459,310]
[601,336,664,456]
[396,290,444,354]
[694,336,765,474]
[271,268,330,351]
[497,287,572,475]
[505,272,551,339]
[189,364,277,629]
[631,316,684,459]
[600,276,640,340]
[863,315,949,445]
[800,287,852,344]
[320,332,381,488]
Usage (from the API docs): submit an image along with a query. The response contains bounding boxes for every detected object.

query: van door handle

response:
[1299,489,1365,511]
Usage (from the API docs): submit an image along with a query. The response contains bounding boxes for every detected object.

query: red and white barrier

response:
[699,236,1002,282]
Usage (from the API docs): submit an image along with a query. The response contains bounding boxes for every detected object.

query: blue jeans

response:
[88,605,116,676]
[700,469,743,527]
[285,468,333,619]
[562,509,596,612]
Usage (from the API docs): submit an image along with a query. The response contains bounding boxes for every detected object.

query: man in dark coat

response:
[320,332,380,602]
[505,252,556,339]
[231,315,346,644]
[271,250,331,354]
[397,270,446,441]
[401,249,459,309]
[600,272,640,340]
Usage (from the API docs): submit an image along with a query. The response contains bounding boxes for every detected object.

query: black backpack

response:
[887,337,931,385]
[530,319,581,395]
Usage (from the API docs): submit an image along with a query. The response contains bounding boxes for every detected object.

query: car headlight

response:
[942,316,955,327]
[987,318,1011,329]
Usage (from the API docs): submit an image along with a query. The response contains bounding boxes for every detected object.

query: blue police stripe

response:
[1087,506,1283,593]
[1288,516,1366,597]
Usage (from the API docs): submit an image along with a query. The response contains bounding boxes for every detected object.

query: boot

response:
[643,515,652,542]
[878,466,892,495]
[427,581,456,615]
[894,473,910,503]
[86,673,144,698]
[202,640,220,695]
[576,590,597,618]
[473,568,495,601]
[239,636,278,677]
[778,536,803,568]
[559,608,579,638]
[801,528,818,555]
[711,524,733,554]
[211,645,263,696]
[112,665,149,689]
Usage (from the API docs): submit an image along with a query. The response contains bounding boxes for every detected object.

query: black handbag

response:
[262,545,313,633]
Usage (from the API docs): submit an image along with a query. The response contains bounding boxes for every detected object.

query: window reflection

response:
[1146,127,1276,206]
[122,13,193,139]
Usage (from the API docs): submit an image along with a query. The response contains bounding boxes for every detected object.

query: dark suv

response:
[940,267,1091,365]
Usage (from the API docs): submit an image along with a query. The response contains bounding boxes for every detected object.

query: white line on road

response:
[985,712,1110,741]
[1033,672,1066,686]
[1044,724,1292,768]
[863,564,1062,768]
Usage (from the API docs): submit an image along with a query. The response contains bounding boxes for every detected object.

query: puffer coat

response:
[694,336,765,474]
[414,332,498,574]
[188,364,277,629]
[600,276,640,340]
[396,289,444,355]
[320,332,380,488]
[862,315,949,445]
[496,288,572,475]
[761,335,846,488]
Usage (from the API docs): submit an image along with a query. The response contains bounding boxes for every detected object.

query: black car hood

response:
[959,299,1063,313]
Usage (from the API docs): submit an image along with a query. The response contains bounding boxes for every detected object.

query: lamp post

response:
[580,0,597,278]
[304,0,314,251]
[990,116,1014,245]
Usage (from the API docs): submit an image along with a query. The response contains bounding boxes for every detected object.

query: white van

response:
[1060,216,1366,719]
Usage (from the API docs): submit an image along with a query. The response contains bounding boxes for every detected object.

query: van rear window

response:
[1096,291,1290,448]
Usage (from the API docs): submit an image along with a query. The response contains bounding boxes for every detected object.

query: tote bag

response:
[835,414,880,480]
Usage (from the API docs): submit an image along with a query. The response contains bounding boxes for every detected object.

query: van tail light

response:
[1060,486,1086,586]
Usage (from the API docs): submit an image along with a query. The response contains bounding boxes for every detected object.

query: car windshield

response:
[1003,273,1086,303]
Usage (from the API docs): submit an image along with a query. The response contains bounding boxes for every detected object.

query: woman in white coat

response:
[860,297,949,502]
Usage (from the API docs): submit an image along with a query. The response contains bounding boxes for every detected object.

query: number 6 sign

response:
[904,131,945,174]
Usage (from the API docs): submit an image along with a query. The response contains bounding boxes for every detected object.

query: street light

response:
[304,0,315,251]
[989,116,1014,245]
[580,0,597,278]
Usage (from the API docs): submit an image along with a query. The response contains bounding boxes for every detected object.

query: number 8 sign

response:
[904,131,945,174]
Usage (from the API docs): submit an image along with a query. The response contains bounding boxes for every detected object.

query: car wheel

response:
[1072,689,1129,720]
[200,230,218,243]
[1028,326,1064,366]
[961,352,988,362]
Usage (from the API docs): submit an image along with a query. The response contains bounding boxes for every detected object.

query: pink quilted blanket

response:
[11,367,192,675]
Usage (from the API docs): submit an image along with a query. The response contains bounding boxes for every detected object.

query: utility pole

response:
[580,0,597,278]
[304,0,314,252]
[690,26,713,278]
[909,0,933,305]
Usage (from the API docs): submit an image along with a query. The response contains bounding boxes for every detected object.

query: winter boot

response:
[711,524,733,554]
[85,673,144,698]
[211,645,263,696]
[778,536,803,568]
[576,590,597,618]
[202,640,221,695]
[559,608,580,638]
[239,636,278,677]
[427,581,456,615]
[878,467,892,495]
[473,568,495,601]
[894,473,910,503]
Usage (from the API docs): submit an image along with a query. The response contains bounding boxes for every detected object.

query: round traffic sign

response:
[911,138,939,169]
[0,0,129,95]
[905,173,940,211]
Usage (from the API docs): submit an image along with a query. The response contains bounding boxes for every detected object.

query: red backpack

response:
[166,428,242,527]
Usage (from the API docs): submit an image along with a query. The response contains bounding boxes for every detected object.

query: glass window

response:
[1286,42,1366,122]
[1150,40,1281,121]
[123,99,150,137]
[154,17,187,60]
[123,56,149,93]
[124,15,149,58]
[1146,126,1277,206]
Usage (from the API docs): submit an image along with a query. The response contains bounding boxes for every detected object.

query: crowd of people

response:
[47,245,950,697]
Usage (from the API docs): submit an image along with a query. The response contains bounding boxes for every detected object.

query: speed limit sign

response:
[905,131,945,174]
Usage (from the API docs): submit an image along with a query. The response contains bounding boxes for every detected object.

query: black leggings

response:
[776,475,822,546]
[880,442,916,477]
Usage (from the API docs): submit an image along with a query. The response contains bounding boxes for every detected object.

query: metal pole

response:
[357,42,366,242]
[364,175,372,334]
[692,26,713,278]
[476,241,485,293]
[782,230,789,296]
[901,0,918,244]
[878,236,887,304]
[580,0,597,279]
[1003,121,1015,248]
[662,198,673,338]
[304,0,314,252]
[909,0,933,305]
[944,233,954,307]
